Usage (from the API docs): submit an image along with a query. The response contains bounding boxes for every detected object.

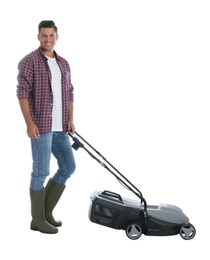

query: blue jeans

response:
[30,132,76,190]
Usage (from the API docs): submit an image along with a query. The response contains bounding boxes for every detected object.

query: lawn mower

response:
[68,131,196,240]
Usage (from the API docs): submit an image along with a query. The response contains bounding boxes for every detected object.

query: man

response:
[17,20,76,234]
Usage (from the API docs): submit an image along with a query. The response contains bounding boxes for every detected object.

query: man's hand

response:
[27,122,40,139]
[68,120,75,135]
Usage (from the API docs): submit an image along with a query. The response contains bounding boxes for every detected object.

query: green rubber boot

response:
[44,179,66,227]
[30,189,58,234]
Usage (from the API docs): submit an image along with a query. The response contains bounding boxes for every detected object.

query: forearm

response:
[19,98,40,138]
[19,98,34,126]
[68,101,74,122]
[68,101,75,133]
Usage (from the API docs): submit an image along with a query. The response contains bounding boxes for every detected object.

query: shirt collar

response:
[38,47,60,61]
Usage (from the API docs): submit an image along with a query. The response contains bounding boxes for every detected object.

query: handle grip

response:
[102,190,122,201]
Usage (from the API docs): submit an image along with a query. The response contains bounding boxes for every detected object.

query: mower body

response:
[89,190,195,240]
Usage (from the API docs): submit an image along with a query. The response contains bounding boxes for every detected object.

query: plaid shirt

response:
[17,47,74,133]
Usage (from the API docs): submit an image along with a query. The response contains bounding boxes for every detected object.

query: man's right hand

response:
[27,122,40,139]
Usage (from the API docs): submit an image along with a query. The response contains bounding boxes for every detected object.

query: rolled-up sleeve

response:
[16,57,33,100]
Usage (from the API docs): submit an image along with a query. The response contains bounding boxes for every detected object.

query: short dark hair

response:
[38,20,58,33]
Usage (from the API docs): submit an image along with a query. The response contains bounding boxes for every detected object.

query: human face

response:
[37,27,58,57]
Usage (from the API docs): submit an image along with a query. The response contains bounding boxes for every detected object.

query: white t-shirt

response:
[47,56,63,131]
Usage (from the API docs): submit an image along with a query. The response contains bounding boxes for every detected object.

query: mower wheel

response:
[179,223,196,240]
[125,222,142,240]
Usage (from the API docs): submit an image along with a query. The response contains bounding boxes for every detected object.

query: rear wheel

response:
[179,223,196,240]
[125,222,142,240]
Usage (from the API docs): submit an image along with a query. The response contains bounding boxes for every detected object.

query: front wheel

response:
[179,223,196,240]
[125,222,142,240]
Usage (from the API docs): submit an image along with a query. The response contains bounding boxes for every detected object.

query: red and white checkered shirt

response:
[17,47,74,133]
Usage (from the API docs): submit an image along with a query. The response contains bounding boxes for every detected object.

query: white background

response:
[1,0,209,258]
